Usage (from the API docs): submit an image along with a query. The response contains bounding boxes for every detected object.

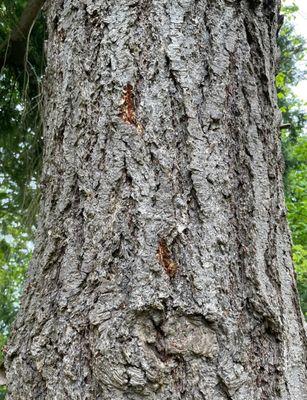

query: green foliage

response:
[0,177,32,397]
[0,0,44,229]
[0,0,44,341]
[0,386,5,400]
[277,4,306,143]
[286,138,307,245]
[277,2,307,318]
[0,183,32,333]
[285,137,307,317]
[293,245,307,314]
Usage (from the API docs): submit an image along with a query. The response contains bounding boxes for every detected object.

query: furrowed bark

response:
[6,0,307,399]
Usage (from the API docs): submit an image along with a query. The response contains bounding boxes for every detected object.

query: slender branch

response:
[280,123,292,130]
[0,0,45,69]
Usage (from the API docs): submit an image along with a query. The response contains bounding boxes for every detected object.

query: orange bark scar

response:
[157,239,177,278]
[120,83,143,134]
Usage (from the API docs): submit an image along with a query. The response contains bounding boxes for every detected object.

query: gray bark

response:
[5,0,307,399]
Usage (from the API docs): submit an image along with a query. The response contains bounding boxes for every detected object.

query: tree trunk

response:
[6,0,307,399]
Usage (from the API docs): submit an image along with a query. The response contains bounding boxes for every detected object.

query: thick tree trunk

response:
[6,0,307,399]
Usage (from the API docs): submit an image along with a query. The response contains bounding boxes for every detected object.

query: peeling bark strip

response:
[6,0,307,399]
[121,83,143,133]
[157,239,177,278]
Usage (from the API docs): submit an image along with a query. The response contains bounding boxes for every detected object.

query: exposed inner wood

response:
[157,239,177,278]
[121,83,143,133]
